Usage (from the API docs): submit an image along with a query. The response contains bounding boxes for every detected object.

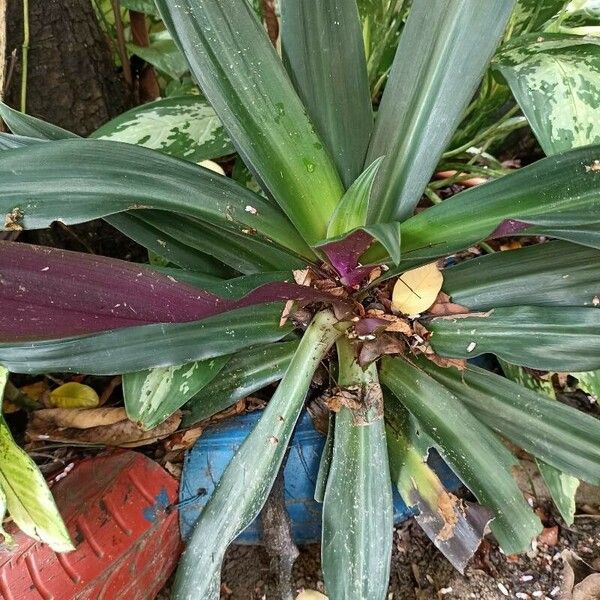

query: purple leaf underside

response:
[0,242,350,341]
[320,229,376,287]
[488,218,530,239]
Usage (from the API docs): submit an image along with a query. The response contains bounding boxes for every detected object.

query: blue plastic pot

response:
[179,410,460,544]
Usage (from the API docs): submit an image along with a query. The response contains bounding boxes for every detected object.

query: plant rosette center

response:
[288,260,471,371]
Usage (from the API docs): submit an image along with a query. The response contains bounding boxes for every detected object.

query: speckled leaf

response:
[380,357,542,555]
[576,370,600,401]
[365,0,515,222]
[281,0,373,187]
[124,356,229,429]
[121,0,159,16]
[427,306,600,371]
[182,341,298,427]
[0,138,312,259]
[494,34,600,154]
[155,0,344,244]
[0,368,73,551]
[509,0,567,35]
[172,312,343,599]
[92,96,233,162]
[322,339,393,600]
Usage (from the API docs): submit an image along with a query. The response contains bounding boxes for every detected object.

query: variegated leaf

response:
[494,34,600,154]
[92,96,234,162]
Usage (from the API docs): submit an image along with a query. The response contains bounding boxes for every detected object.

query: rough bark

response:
[3,0,129,136]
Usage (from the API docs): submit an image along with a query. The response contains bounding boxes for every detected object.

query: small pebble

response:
[520,575,534,582]
[439,587,453,595]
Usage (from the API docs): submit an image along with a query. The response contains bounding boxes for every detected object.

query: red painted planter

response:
[0,451,182,600]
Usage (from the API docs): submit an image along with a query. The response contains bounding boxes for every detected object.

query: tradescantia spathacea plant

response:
[1,0,600,597]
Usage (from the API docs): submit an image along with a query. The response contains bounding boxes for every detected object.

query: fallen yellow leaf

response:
[391,262,443,315]
[48,382,99,409]
[296,591,328,600]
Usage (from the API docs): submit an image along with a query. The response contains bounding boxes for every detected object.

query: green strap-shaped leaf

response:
[0,367,73,551]
[443,240,600,310]
[106,212,237,277]
[182,340,299,427]
[0,138,312,259]
[0,102,77,140]
[0,305,292,375]
[419,360,600,488]
[380,356,542,554]
[314,413,334,504]
[123,356,230,429]
[525,222,600,249]
[109,210,305,275]
[499,359,579,524]
[281,0,373,187]
[322,157,402,264]
[365,0,515,222]
[0,133,38,150]
[327,157,384,238]
[91,96,234,162]
[155,0,345,244]
[494,34,600,154]
[172,311,343,599]
[321,338,393,600]
[385,403,490,573]
[427,306,600,371]
[401,144,600,261]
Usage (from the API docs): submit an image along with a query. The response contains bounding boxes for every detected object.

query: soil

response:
[215,513,600,600]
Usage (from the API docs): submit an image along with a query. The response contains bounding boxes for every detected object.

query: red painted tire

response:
[0,451,182,600]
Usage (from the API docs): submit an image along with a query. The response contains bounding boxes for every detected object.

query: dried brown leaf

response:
[358,333,405,366]
[561,550,600,600]
[28,408,181,447]
[427,292,470,317]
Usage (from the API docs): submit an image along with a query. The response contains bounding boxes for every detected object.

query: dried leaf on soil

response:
[561,550,600,600]
[27,407,181,446]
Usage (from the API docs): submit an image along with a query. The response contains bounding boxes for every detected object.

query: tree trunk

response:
[2,0,130,136]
